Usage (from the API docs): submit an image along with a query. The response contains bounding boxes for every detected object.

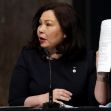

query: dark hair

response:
[29,2,86,61]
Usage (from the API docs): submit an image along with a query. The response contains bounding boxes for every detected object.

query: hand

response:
[24,93,49,108]
[24,89,72,108]
[53,88,72,105]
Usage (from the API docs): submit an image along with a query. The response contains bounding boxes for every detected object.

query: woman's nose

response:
[38,25,46,33]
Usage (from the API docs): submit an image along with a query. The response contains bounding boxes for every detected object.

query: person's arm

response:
[24,93,48,108]
[8,49,31,106]
[94,52,111,105]
[8,49,49,107]
[24,88,72,108]
[8,48,50,107]
[87,50,98,105]
[94,72,111,105]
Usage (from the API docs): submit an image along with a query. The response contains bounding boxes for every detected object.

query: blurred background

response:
[0,0,111,106]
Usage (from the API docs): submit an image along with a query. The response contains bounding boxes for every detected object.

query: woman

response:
[8,2,98,107]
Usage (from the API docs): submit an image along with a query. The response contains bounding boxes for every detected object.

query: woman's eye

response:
[46,23,52,26]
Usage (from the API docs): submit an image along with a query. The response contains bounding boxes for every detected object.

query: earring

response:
[64,34,66,38]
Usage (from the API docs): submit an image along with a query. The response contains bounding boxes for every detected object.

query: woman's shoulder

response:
[21,46,37,53]
[19,46,39,58]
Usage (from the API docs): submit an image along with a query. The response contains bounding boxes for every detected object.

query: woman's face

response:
[37,10,64,51]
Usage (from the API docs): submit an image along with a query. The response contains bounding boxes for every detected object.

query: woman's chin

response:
[40,44,49,49]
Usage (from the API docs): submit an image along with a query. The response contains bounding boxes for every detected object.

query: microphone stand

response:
[43,51,60,108]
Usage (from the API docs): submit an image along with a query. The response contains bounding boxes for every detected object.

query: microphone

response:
[43,50,60,108]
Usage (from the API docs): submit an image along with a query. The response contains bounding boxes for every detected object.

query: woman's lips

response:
[39,37,47,44]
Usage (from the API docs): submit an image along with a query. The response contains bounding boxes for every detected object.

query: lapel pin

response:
[72,67,76,73]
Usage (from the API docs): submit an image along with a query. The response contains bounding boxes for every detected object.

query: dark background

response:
[0,0,111,106]
[73,0,111,51]
[89,0,111,50]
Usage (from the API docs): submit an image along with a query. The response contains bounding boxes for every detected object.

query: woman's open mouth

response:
[39,37,47,44]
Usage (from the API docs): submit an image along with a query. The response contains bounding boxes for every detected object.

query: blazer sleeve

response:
[8,48,30,106]
[87,50,99,105]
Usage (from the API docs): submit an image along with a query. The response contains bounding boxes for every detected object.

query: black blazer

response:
[8,47,98,106]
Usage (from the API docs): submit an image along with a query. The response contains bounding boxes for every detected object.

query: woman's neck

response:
[46,48,62,60]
